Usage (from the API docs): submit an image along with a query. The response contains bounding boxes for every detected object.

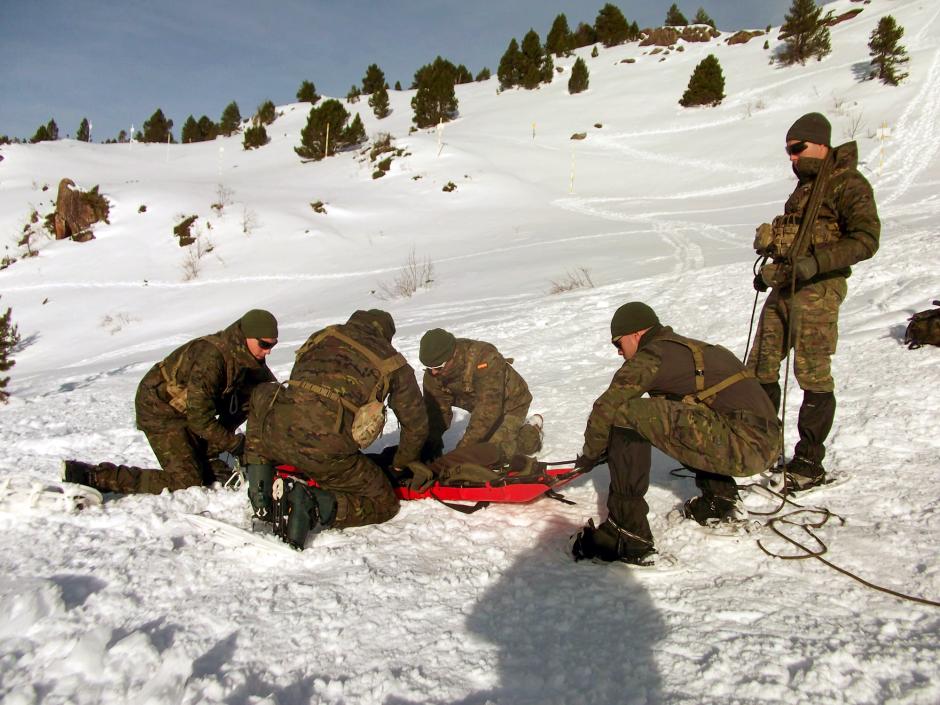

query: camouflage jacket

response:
[779,140,880,278]
[137,320,276,452]
[288,310,428,467]
[581,326,778,459]
[423,338,532,449]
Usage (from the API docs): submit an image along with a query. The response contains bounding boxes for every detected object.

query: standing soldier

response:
[243,310,427,548]
[417,328,543,475]
[749,113,880,490]
[63,309,279,493]
[571,302,780,565]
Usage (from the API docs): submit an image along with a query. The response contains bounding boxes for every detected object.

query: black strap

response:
[433,497,490,514]
[545,490,576,506]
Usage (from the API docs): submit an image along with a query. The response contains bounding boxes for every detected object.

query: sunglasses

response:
[611,336,623,349]
[257,339,277,350]
[785,141,808,156]
[424,361,448,372]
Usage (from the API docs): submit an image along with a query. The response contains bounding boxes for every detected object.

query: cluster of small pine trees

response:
[411,57,462,128]
[295,100,365,160]
[498,30,554,90]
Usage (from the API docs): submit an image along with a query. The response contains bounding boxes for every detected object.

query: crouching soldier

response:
[417,328,542,472]
[63,309,279,494]
[243,309,428,549]
[571,302,780,566]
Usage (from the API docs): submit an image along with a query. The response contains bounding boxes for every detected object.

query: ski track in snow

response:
[1,2,939,704]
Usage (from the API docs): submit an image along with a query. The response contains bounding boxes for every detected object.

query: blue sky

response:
[1,0,796,141]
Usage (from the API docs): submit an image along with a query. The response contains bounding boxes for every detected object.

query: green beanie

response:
[610,302,659,342]
[420,328,456,368]
[786,112,831,146]
[240,309,278,339]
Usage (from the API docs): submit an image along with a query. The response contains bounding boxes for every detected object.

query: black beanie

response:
[610,302,660,342]
[786,112,831,146]
[420,329,456,367]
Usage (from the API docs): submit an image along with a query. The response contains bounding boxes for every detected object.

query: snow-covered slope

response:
[1,1,938,703]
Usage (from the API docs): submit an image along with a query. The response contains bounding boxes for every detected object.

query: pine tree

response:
[519,29,551,89]
[455,64,474,84]
[343,113,366,146]
[779,0,831,65]
[411,57,459,128]
[868,15,909,85]
[347,85,361,103]
[568,57,590,94]
[0,297,20,404]
[475,67,491,81]
[572,22,598,48]
[181,115,200,143]
[243,124,269,150]
[76,117,91,142]
[297,80,320,104]
[693,7,715,28]
[197,116,218,141]
[595,4,630,47]
[362,64,386,94]
[220,101,242,136]
[369,83,391,119]
[295,99,356,160]
[628,20,641,40]
[46,119,59,141]
[256,100,277,126]
[141,108,174,143]
[395,80,403,91]
[679,54,725,107]
[546,13,572,56]
[665,3,689,26]
[497,38,523,89]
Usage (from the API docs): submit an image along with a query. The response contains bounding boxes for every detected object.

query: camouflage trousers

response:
[245,384,398,529]
[89,417,228,494]
[471,410,542,463]
[601,397,780,548]
[747,277,847,393]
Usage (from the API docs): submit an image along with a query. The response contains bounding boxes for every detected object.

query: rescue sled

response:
[274,462,582,508]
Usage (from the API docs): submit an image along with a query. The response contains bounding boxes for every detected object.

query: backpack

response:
[904,301,940,350]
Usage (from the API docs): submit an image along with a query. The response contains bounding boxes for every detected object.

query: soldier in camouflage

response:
[748,113,880,490]
[571,302,780,565]
[243,310,428,539]
[417,329,542,478]
[63,309,279,494]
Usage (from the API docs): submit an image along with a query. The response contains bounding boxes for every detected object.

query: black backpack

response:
[904,301,940,349]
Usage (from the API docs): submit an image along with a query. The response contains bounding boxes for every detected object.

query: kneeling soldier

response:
[244,309,428,549]
[418,328,542,474]
[63,309,279,494]
[572,302,780,565]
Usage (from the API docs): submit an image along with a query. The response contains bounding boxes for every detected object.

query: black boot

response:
[794,391,836,465]
[571,518,657,566]
[682,469,744,526]
[62,460,100,489]
[283,481,337,550]
[245,464,275,522]
[761,382,781,414]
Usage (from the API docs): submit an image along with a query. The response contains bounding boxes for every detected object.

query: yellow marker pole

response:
[325,122,330,159]
[569,148,576,194]
[532,122,536,139]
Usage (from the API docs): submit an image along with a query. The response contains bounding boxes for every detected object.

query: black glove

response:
[420,439,444,463]
[574,454,599,472]
[753,273,768,293]
[793,255,819,282]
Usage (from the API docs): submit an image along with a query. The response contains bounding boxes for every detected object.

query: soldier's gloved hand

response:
[759,263,790,289]
[752,273,768,293]
[793,255,819,282]
[230,433,246,459]
[404,461,436,492]
[574,454,599,473]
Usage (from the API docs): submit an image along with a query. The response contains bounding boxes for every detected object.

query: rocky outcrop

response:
[640,25,720,47]
[725,30,766,45]
[53,179,110,242]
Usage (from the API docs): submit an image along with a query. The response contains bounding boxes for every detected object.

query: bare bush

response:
[211,184,234,212]
[241,207,259,235]
[549,267,595,295]
[181,237,214,281]
[374,248,434,299]
[843,111,865,139]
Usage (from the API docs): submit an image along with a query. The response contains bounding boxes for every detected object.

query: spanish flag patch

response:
[476,362,488,370]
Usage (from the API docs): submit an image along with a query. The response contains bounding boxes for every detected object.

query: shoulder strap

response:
[656,334,754,405]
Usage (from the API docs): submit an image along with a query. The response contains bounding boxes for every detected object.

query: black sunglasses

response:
[786,141,808,156]
[257,339,277,350]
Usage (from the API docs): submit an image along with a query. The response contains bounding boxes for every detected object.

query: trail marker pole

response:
[325,122,330,159]
[877,121,891,173]
[569,148,576,194]
[532,122,536,140]
[437,118,444,156]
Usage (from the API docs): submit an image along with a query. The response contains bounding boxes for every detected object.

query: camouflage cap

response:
[786,112,831,147]
[240,309,278,339]
[419,328,456,368]
[610,302,659,342]
[349,309,396,340]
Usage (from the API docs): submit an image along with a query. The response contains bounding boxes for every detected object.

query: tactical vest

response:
[656,334,754,407]
[290,326,407,447]
[158,334,234,415]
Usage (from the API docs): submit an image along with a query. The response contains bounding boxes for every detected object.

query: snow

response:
[1,1,938,703]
